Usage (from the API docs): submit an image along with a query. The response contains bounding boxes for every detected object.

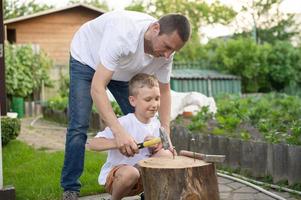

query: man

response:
[61,10,191,200]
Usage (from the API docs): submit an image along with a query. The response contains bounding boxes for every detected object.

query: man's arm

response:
[91,64,138,156]
[158,82,171,134]
[158,82,177,155]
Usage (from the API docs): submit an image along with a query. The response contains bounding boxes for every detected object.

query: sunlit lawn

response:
[3,140,107,200]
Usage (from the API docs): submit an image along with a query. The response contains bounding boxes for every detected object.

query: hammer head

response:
[159,127,171,150]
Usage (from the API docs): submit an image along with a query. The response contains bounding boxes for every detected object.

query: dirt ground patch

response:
[18,117,68,151]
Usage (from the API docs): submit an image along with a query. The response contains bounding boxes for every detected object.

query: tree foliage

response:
[234,0,300,44]
[126,0,237,61]
[208,37,271,92]
[4,0,54,20]
[68,0,109,11]
[266,40,301,90]
[205,37,301,93]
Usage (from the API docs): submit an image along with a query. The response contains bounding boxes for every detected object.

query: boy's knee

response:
[116,166,140,185]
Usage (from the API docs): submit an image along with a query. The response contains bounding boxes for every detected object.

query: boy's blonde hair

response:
[129,73,159,96]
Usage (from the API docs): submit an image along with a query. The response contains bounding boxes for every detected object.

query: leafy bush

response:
[47,96,68,111]
[58,73,70,98]
[111,101,123,117]
[5,43,52,97]
[188,106,213,131]
[1,117,21,146]
[266,41,300,91]
[203,38,301,93]
[207,37,271,92]
[187,93,301,145]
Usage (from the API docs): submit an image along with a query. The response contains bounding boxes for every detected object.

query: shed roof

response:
[171,69,240,80]
[4,3,105,25]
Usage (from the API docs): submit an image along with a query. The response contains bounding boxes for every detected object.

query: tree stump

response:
[138,156,219,200]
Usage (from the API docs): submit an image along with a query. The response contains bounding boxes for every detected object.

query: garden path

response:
[18,117,300,200]
[18,116,67,151]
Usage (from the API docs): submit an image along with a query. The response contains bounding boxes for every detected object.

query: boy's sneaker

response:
[62,191,79,200]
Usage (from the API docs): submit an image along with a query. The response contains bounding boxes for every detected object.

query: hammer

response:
[179,150,225,163]
[89,127,171,151]
[138,127,171,150]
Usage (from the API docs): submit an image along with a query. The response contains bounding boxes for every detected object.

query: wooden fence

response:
[171,124,301,185]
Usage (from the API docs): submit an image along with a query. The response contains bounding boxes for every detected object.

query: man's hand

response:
[115,130,138,157]
[91,65,138,157]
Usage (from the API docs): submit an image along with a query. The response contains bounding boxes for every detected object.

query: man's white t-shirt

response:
[70,10,173,83]
[95,113,161,185]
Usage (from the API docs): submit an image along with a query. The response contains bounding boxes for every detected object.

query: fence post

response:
[288,145,301,185]
[171,125,190,152]
[207,78,212,97]
[228,138,242,169]
[252,142,267,177]
[241,141,255,174]
[272,144,288,183]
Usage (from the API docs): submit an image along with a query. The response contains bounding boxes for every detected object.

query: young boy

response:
[87,73,173,200]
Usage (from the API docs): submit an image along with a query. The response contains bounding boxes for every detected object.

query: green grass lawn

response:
[3,140,107,200]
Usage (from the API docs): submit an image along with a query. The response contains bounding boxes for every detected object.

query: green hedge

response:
[1,117,21,146]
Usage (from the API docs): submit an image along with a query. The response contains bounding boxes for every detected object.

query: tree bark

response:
[138,156,219,200]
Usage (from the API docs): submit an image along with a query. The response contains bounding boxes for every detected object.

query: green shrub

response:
[47,96,68,111]
[187,93,301,145]
[204,38,301,93]
[188,106,213,131]
[207,37,271,93]
[111,101,123,117]
[59,73,70,98]
[5,43,53,97]
[1,117,21,146]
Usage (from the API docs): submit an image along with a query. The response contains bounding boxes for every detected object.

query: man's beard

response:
[144,38,155,56]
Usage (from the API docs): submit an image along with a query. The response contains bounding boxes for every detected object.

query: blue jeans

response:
[61,56,134,192]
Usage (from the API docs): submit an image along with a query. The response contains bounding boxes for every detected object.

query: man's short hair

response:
[158,14,191,42]
[129,73,159,96]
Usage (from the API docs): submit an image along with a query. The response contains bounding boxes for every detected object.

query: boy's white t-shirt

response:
[95,113,161,185]
[70,10,173,83]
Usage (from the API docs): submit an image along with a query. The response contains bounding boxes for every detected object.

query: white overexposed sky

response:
[200,0,301,43]
[32,0,301,42]
[33,0,133,10]
[33,0,301,13]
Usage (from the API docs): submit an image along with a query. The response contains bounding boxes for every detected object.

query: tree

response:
[207,37,272,92]
[266,41,301,91]
[4,0,53,20]
[125,0,145,13]
[69,0,109,11]
[233,0,300,44]
[126,0,237,61]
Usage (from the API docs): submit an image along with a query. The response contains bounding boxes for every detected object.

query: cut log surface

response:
[138,156,219,200]
[139,156,210,168]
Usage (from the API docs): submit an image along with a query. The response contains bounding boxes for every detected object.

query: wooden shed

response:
[4,3,105,65]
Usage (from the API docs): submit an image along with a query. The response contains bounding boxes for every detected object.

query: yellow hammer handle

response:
[143,137,161,147]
